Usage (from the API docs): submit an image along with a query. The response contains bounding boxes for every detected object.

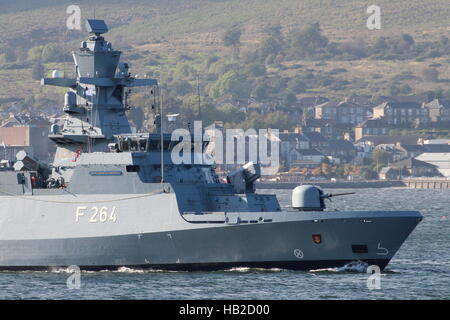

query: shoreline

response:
[256,180,406,189]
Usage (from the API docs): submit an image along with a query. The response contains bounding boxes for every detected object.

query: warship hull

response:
[0,193,422,271]
[0,19,423,273]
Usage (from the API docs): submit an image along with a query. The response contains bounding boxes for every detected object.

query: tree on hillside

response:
[128,106,145,131]
[181,95,220,125]
[217,103,246,123]
[174,62,196,80]
[339,39,367,59]
[244,63,266,77]
[0,46,16,63]
[283,92,297,106]
[272,77,289,90]
[41,43,66,62]
[31,62,45,80]
[439,35,449,47]
[373,37,388,51]
[223,28,242,59]
[390,83,412,96]
[287,23,328,58]
[372,149,389,165]
[423,89,444,102]
[287,78,307,94]
[257,36,285,63]
[401,34,415,47]
[421,68,439,82]
[209,71,250,99]
[444,89,450,101]
[264,24,283,39]
[251,82,271,100]
[173,80,193,96]
[264,111,293,130]
[28,46,44,62]
[257,24,285,62]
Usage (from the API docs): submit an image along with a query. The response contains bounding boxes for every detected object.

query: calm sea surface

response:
[0,188,448,300]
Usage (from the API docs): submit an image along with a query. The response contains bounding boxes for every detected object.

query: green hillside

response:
[1,0,450,43]
[1,0,450,129]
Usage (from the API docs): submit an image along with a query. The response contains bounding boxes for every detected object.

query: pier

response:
[403,178,450,189]
[257,178,450,190]
[256,180,406,189]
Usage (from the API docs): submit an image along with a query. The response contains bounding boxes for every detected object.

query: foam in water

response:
[114,267,145,273]
[48,267,73,273]
[309,261,369,273]
[224,267,284,273]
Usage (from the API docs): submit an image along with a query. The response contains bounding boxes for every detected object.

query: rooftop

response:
[387,95,428,104]
[315,100,365,109]
[325,139,356,151]
[424,99,450,109]
[1,114,50,127]
[278,132,309,142]
[356,118,387,128]
[303,118,336,127]
[374,101,423,110]
[356,135,433,145]
[391,157,437,169]
[416,153,450,162]
[302,131,329,143]
[296,148,324,156]
[401,144,450,153]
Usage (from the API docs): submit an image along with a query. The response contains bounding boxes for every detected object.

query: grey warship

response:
[0,20,422,271]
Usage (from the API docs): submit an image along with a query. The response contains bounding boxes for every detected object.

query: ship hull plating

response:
[0,20,423,273]
[0,195,421,271]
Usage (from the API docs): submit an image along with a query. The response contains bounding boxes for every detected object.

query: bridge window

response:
[139,139,147,151]
[126,165,140,172]
[130,140,139,151]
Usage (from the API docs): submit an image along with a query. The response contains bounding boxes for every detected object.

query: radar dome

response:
[52,70,62,78]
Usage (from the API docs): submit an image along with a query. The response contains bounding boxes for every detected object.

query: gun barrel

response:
[328,192,356,197]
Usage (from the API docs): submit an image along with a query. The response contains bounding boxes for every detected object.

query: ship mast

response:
[160,90,164,183]
[41,19,157,156]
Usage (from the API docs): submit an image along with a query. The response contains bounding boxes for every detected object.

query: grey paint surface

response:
[0,20,423,271]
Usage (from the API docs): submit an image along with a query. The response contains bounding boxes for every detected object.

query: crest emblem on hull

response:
[312,234,322,244]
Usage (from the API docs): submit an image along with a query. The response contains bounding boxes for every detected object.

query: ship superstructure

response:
[0,20,422,271]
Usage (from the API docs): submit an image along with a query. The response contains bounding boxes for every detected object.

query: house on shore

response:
[372,101,430,126]
[423,99,450,122]
[415,153,450,177]
[0,114,50,161]
[355,118,388,141]
[379,157,440,179]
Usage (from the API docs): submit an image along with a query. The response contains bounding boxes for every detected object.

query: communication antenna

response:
[160,89,164,183]
[197,74,201,120]
[63,29,67,78]
[151,85,156,130]
[196,74,205,154]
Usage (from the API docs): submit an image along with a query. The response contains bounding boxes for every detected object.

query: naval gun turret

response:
[291,185,355,211]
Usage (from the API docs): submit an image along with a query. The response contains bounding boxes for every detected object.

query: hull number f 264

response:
[75,206,117,223]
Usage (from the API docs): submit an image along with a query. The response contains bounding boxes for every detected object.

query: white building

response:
[416,153,450,177]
